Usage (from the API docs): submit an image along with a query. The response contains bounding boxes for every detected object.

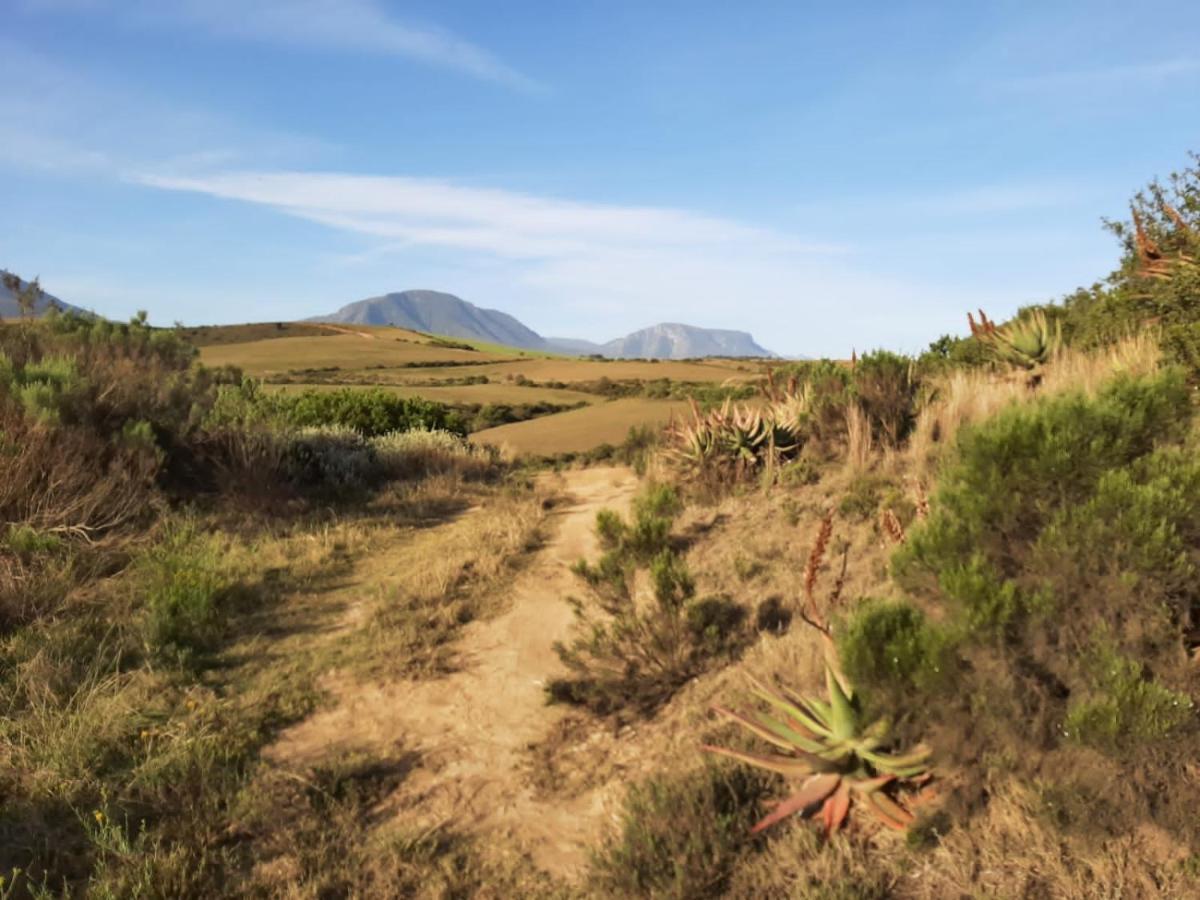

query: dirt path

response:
[267,465,640,876]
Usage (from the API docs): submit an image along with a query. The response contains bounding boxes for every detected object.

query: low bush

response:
[852,349,917,447]
[1063,639,1194,751]
[837,599,953,705]
[274,387,465,437]
[550,486,750,717]
[588,766,770,899]
[137,524,230,665]
[371,428,498,480]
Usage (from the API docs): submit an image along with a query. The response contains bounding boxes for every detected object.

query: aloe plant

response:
[968,308,1061,372]
[703,666,931,834]
[665,396,805,476]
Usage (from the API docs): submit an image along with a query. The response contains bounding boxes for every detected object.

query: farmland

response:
[197,323,766,451]
[473,397,694,453]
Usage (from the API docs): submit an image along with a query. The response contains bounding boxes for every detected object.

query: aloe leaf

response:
[826,666,857,741]
[747,676,833,738]
[701,744,840,776]
[825,780,851,834]
[749,774,841,834]
[850,774,896,795]
[710,705,802,752]
[750,711,828,754]
[865,791,914,830]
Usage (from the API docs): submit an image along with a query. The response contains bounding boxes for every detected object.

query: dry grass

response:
[907,332,1162,471]
[199,332,509,375]
[351,482,551,677]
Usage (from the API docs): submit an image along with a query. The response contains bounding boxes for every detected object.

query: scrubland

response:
[3,157,1200,898]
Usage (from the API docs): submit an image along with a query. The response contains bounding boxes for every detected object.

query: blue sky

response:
[2,0,1198,356]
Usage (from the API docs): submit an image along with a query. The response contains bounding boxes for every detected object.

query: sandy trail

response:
[267,465,639,876]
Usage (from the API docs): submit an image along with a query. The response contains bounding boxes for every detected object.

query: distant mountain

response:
[308,290,546,350]
[312,290,776,359]
[595,323,774,359]
[543,336,605,356]
[0,271,85,319]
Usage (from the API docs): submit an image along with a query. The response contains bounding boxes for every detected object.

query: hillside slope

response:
[0,272,85,318]
[309,290,548,350]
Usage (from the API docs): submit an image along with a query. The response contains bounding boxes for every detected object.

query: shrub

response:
[879,368,1200,840]
[852,350,917,446]
[838,474,887,522]
[896,370,1191,612]
[551,487,749,717]
[273,388,465,437]
[137,524,229,665]
[371,428,497,480]
[837,599,953,703]
[280,426,381,493]
[588,766,770,899]
[1063,640,1194,751]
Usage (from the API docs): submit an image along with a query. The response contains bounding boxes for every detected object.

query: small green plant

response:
[704,666,931,834]
[852,350,917,446]
[137,524,229,664]
[551,487,749,716]
[838,475,887,522]
[4,524,64,556]
[588,766,771,899]
[1063,641,1193,751]
[837,599,953,702]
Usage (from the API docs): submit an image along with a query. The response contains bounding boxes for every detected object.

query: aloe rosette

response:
[703,666,931,834]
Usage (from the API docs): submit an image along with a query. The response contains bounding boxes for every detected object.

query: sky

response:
[2,0,1199,357]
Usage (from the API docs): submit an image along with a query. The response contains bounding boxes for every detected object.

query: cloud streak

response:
[132,167,1017,356]
[18,0,539,90]
[998,57,1200,92]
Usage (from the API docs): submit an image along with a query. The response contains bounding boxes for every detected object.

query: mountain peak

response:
[310,290,775,359]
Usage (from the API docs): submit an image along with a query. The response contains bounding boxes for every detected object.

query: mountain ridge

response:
[312,290,776,359]
[0,272,86,319]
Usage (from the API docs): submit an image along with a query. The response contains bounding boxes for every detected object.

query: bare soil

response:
[266,465,640,876]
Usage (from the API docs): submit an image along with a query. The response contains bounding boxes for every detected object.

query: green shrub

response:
[837,599,954,702]
[5,525,64,556]
[588,766,769,899]
[552,487,749,717]
[838,474,888,522]
[895,371,1192,612]
[138,525,229,664]
[879,368,1200,834]
[275,388,465,437]
[853,350,917,446]
[1064,640,1194,751]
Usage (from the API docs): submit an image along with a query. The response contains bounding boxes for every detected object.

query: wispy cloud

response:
[136,170,842,259]
[17,0,539,90]
[132,168,891,352]
[999,57,1200,92]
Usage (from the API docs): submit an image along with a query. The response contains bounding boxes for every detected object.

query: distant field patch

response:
[270,381,598,407]
[395,358,757,385]
[199,333,514,374]
[472,398,690,454]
